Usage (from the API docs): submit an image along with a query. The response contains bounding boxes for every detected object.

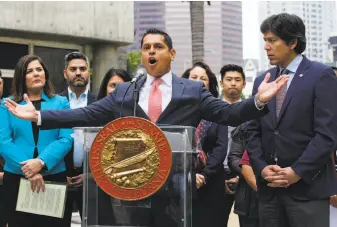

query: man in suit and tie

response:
[59,52,96,225]
[246,13,337,227]
[5,28,288,227]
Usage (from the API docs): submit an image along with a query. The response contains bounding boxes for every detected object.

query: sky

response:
[242,0,260,59]
[242,0,337,60]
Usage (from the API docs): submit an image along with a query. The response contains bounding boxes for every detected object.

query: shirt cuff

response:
[254,95,266,110]
[37,111,42,126]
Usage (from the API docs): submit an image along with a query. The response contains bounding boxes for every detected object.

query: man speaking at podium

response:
[4,28,289,227]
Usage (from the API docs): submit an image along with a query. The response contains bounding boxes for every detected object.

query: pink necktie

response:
[148,78,163,123]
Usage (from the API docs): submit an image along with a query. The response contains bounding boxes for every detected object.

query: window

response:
[0,42,28,70]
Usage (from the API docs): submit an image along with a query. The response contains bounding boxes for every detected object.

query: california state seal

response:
[89,117,172,201]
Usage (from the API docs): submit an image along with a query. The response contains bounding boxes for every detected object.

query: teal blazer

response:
[0,93,73,175]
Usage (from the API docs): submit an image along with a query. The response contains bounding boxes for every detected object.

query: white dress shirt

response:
[68,87,88,109]
[138,71,173,116]
[68,87,89,168]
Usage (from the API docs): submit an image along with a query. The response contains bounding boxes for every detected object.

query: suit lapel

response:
[157,75,184,122]
[132,78,149,120]
[87,92,96,105]
[267,67,279,126]
[276,57,311,125]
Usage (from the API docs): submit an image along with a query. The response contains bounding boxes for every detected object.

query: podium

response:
[73,126,197,227]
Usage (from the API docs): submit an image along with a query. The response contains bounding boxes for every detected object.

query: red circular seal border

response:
[89,117,172,201]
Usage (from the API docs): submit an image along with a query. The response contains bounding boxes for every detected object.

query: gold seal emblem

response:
[89,117,172,201]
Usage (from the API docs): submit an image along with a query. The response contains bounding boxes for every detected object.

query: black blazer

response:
[200,123,228,182]
[59,89,96,176]
[228,124,258,219]
[246,56,337,200]
[41,75,268,129]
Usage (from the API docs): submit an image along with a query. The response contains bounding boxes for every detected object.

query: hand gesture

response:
[266,167,300,187]
[4,94,38,122]
[225,177,239,194]
[21,159,43,178]
[257,73,289,103]
[196,173,206,189]
[28,173,45,193]
[68,174,84,188]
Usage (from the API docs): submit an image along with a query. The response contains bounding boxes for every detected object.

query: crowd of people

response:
[0,12,337,227]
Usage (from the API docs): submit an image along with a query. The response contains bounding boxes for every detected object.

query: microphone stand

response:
[133,82,139,117]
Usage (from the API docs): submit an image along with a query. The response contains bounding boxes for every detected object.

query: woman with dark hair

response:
[97,68,132,100]
[0,55,73,227]
[182,61,228,227]
[182,61,219,97]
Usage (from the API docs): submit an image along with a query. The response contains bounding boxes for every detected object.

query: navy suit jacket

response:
[246,56,337,200]
[40,75,268,130]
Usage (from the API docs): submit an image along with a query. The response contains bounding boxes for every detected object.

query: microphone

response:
[119,68,147,118]
[131,68,147,83]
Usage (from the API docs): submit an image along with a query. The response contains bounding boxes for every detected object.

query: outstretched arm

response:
[5,92,118,129]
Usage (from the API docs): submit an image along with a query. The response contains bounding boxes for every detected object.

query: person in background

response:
[182,61,228,227]
[0,55,73,227]
[59,51,96,226]
[97,68,132,100]
[228,123,259,227]
[219,64,246,226]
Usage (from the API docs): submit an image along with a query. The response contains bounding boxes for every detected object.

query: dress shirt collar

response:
[223,97,242,104]
[68,87,88,100]
[145,71,173,87]
[281,54,303,73]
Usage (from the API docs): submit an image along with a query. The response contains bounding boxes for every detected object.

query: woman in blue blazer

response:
[0,55,73,227]
[182,61,228,227]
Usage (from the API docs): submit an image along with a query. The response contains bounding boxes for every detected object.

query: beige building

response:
[0,1,134,96]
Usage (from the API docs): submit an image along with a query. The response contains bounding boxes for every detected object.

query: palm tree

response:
[189,1,204,63]
[189,1,210,64]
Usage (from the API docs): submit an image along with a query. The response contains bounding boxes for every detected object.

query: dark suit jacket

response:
[246,55,337,201]
[228,123,259,219]
[59,89,96,176]
[193,123,228,227]
[41,75,268,130]
[200,123,228,182]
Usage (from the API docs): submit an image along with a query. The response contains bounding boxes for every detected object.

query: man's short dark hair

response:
[0,69,2,78]
[220,64,245,81]
[141,28,173,50]
[64,51,89,69]
[331,66,337,71]
[260,13,306,54]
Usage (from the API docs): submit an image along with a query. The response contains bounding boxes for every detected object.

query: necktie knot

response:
[278,68,290,77]
[152,78,163,87]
